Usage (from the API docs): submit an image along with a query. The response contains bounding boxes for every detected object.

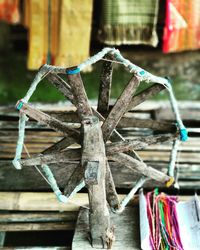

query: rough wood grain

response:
[64,164,84,197]
[105,162,120,210]
[127,83,165,111]
[0,222,75,231]
[72,206,140,250]
[102,75,140,142]
[117,117,177,131]
[0,212,77,223]
[97,60,112,114]
[106,133,178,155]
[82,116,112,248]
[20,102,79,142]
[108,153,171,184]
[66,69,92,118]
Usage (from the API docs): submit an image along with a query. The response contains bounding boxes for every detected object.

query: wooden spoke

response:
[97,60,113,114]
[127,83,165,111]
[20,102,79,142]
[102,75,140,142]
[106,133,178,155]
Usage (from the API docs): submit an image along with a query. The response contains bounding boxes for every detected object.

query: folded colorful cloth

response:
[163,0,200,53]
[98,0,159,47]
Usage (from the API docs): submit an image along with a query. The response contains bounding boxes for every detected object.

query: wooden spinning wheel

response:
[13,48,187,249]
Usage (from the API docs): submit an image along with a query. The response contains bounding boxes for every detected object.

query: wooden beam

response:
[106,133,178,155]
[82,116,112,248]
[102,75,140,142]
[106,162,120,210]
[117,117,177,131]
[20,102,79,142]
[0,212,77,223]
[66,68,92,119]
[20,149,80,167]
[64,164,84,197]
[127,83,165,111]
[108,153,172,185]
[97,60,113,114]
[47,73,75,104]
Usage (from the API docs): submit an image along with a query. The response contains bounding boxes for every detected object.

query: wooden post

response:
[97,60,113,114]
[82,116,113,248]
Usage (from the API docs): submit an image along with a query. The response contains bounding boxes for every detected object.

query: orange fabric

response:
[163,0,200,53]
[0,0,20,24]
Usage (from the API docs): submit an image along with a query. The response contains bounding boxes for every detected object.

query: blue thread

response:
[139,70,145,76]
[180,128,188,141]
[16,101,23,110]
[66,67,80,75]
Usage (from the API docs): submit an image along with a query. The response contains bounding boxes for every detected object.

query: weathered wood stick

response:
[20,149,81,167]
[82,116,112,248]
[97,60,113,114]
[19,102,79,142]
[47,73,75,104]
[106,133,178,155]
[102,75,140,142]
[127,83,165,111]
[66,68,92,118]
[42,137,72,154]
[106,162,120,210]
[118,117,177,131]
[64,70,119,212]
[64,164,84,197]
[108,153,173,185]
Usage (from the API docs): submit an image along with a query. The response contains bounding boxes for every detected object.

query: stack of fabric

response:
[98,0,159,47]
[163,0,200,53]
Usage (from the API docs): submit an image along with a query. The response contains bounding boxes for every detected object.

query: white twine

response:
[114,176,147,214]
[12,113,28,169]
[168,139,179,177]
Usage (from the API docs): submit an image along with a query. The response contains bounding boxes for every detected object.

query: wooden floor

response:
[0,101,200,248]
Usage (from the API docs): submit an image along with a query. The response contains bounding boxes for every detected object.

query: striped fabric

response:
[163,0,200,53]
[98,0,159,47]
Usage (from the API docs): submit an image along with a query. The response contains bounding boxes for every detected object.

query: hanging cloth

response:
[55,0,93,67]
[27,0,60,70]
[0,0,20,24]
[163,0,200,53]
[98,0,159,47]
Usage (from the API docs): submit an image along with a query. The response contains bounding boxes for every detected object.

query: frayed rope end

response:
[12,159,22,170]
[180,128,188,142]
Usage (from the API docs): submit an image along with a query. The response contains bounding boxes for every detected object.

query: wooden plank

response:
[97,60,112,114]
[0,222,75,232]
[102,75,140,142]
[0,212,77,223]
[117,117,177,131]
[72,206,140,250]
